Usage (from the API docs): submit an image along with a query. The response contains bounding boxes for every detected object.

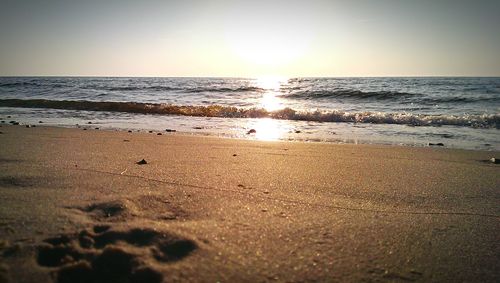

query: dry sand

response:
[0,125,499,282]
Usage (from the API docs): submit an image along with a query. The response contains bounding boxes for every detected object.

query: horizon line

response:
[1,75,500,79]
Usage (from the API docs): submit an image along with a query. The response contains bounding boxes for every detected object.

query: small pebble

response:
[165,129,176,132]
[136,159,148,165]
[149,130,153,133]
[25,125,31,128]
[233,154,237,157]
[428,142,444,146]
[38,121,43,123]
[6,116,11,118]
[247,129,256,134]
[157,133,162,135]
[83,128,87,131]
[128,130,132,133]
[95,127,99,130]
[490,158,500,164]
[295,130,301,133]
[87,121,92,124]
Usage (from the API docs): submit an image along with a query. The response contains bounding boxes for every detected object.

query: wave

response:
[0,82,265,93]
[0,81,72,88]
[83,85,265,93]
[280,90,417,99]
[0,99,497,128]
[420,96,497,104]
[184,86,264,93]
[97,86,182,92]
[281,89,499,104]
[0,82,42,88]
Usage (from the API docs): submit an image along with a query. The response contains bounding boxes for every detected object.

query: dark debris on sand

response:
[428,142,444,146]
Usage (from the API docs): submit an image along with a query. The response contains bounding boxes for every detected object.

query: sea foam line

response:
[0,99,498,128]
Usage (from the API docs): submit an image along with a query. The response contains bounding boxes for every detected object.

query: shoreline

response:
[0,125,499,282]
[1,111,499,151]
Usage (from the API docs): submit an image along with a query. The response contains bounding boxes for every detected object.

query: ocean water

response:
[0,77,499,150]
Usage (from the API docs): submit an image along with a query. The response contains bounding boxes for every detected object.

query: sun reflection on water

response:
[255,76,287,112]
[247,118,291,141]
[244,77,292,140]
[256,76,286,91]
[261,92,282,112]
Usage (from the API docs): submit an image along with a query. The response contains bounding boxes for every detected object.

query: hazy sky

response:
[1,0,499,77]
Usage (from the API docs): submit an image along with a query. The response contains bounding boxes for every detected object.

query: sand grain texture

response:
[0,125,499,282]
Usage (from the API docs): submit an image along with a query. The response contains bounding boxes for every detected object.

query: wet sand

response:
[0,125,499,282]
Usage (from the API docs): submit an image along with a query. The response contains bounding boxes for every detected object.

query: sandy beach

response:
[0,125,498,282]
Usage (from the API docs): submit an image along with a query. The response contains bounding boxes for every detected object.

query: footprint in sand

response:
[36,226,198,283]
[72,195,189,222]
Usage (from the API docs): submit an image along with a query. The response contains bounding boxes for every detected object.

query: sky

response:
[0,0,499,77]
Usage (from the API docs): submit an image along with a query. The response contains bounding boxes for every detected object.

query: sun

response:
[226,30,309,68]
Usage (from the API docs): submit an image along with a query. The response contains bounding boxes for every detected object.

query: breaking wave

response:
[0,98,498,128]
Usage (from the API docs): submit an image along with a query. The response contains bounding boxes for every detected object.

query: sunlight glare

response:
[255,76,286,90]
[255,76,286,111]
[225,24,311,69]
[250,118,288,141]
[261,93,282,112]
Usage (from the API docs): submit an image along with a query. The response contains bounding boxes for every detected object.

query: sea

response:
[0,77,499,150]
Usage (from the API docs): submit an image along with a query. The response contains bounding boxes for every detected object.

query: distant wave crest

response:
[84,85,265,93]
[0,98,497,128]
[280,89,497,103]
[279,90,417,99]
[0,82,265,93]
[97,86,182,91]
[184,86,265,93]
